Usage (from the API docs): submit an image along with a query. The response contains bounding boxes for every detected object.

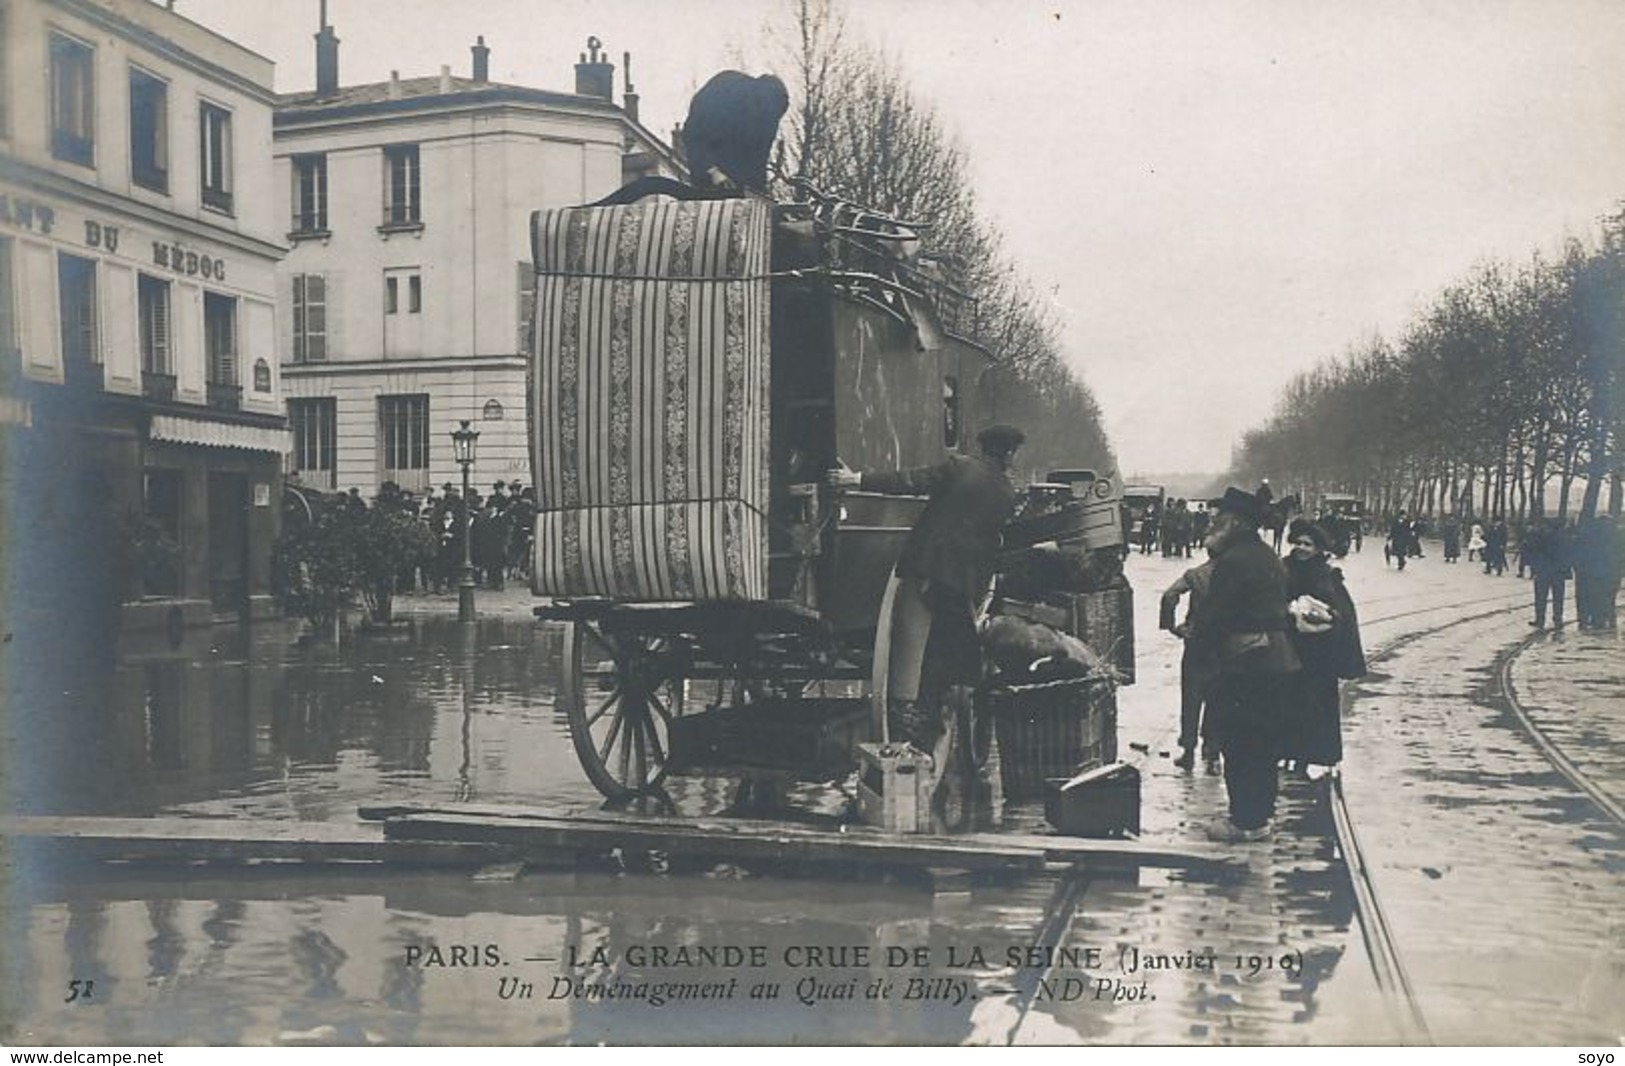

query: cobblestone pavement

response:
[133,546,1619,1045]
[1336,576,1625,1043]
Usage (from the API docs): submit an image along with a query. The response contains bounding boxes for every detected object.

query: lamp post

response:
[451,419,480,622]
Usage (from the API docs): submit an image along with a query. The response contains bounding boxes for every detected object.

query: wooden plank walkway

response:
[0,815,517,867]
[363,803,1242,875]
[2,807,1240,876]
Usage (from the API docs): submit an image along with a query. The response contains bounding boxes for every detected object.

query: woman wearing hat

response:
[1281,519,1367,778]
[1187,487,1302,842]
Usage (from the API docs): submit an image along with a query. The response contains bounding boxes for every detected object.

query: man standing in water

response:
[1188,487,1301,842]
[827,425,1025,760]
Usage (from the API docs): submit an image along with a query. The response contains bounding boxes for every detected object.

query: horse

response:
[1259,494,1300,552]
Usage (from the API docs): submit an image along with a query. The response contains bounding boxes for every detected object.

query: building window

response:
[943,375,961,449]
[384,269,420,316]
[291,154,327,233]
[50,33,95,166]
[57,253,99,384]
[199,102,233,214]
[289,397,337,490]
[138,274,171,378]
[1,6,9,138]
[379,394,430,489]
[382,144,420,226]
[0,239,16,367]
[517,261,536,355]
[292,273,326,362]
[204,291,239,409]
[129,68,168,193]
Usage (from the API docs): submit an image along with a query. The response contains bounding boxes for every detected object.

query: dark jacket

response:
[862,453,1018,597]
[1190,531,1299,676]
[1284,555,1367,680]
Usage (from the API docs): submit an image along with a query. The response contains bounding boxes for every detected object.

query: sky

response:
[178,0,1625,476]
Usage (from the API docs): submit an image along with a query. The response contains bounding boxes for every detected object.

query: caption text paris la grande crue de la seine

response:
[400,939,1307,1009]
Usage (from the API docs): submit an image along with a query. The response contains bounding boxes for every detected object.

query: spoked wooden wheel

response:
[559,621,683,800]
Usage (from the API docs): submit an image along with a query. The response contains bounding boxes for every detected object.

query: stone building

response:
[275,20,680,497]
[1,0,287,637]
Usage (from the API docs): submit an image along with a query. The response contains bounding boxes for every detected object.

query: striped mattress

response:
[527,197,772,601]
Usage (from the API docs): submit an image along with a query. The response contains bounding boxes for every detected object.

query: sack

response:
[1289,594,1335,634]
[1217,630,1270,663]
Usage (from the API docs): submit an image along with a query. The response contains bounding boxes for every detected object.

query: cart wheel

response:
[559,621,682,801]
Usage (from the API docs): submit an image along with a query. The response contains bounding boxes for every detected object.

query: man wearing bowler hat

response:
[1187,486,1301,842]
[828,424,1025,760]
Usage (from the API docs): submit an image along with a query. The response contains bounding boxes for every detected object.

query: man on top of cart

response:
[826,423,1026,760]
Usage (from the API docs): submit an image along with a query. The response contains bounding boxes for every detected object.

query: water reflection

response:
[4,616,587,821]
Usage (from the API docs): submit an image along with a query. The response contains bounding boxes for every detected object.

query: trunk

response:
[1580,408,1612,520]
[1494,453,1508,517]
[1608,471,1622,517]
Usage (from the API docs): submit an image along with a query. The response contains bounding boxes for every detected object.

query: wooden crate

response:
[1069,584,1135,685]
[856,743,934,833]
[985,677,1117,801]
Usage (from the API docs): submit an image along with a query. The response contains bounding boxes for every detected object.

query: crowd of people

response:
[1160,486,1621,843]
[1133,497,1212,558]
[330,479,537,593]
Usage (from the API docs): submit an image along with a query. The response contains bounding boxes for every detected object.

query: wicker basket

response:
[985,675,1118,801]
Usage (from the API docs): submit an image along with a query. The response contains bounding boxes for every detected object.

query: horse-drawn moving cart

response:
[527,186,997,803]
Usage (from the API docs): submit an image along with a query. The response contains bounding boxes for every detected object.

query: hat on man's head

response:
[1288,517,1330,551]
[1215,486,1265,526]
[976,424,1026,453]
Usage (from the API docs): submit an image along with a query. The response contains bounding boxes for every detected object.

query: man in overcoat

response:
[1188,487,1301,842]
[828,424,1024,755]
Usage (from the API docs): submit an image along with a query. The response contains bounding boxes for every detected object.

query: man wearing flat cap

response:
[828,424,1025,757]
[1187,486,1302,842]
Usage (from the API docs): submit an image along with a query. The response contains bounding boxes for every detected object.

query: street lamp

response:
[451,419,480,622]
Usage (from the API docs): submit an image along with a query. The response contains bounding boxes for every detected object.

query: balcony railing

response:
[207,382,241,411]
[142,371,177,401]
[62,357,103,390]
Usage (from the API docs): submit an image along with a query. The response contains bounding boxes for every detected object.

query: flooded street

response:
[3,547,1621,1045]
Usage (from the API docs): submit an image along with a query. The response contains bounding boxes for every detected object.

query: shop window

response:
[289,397,337,490]
[129,67,168,192]
[50,33,95,166]
[378,393,430,491]
[199,101,233,214]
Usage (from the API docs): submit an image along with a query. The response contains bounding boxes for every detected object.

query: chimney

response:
[472,35,490,83]
[671,123,685,164]
[439,64,452,94]
[314,0,340,97]
[574,35,613,100]
[387,70,402,100]
[621,51,640,123]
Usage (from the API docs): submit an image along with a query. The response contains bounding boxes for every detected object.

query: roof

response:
[274,75,683,173]
[277,76,615,118]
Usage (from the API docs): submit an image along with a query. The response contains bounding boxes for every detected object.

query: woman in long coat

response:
[1281,519,1367,771]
